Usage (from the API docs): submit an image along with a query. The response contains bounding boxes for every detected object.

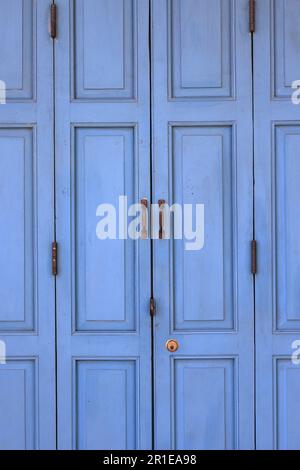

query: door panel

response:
[0,0,35,100]
[275,126,300,330]
[0,360,35,450]
[276,359,300,450]
[273,0,300,98]
[169,0,233,98]
[55,0,151,450]
[0,129,35,330]
[172,126,235,330]
[152,0,254,449]
[74,127,137,332]
[0,0,55,449]
[254,0,300,450]
[174,358,236,450]
[76,360,137,450]
[73,0,136,100]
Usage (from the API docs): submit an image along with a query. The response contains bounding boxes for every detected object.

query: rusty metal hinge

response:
[251,240,257,275]
[52,241,58,276]
[150,297,156,317]
[50,4,57,39]
[249,0,255,33]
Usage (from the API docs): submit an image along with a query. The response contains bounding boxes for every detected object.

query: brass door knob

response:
[166,339,179,353]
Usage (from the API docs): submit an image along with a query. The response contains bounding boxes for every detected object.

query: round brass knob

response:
[166,339,179,353]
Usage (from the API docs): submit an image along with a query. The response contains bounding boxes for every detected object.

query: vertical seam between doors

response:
[51,0,58,451]
[251,22,257,451]
[149,0,155,452]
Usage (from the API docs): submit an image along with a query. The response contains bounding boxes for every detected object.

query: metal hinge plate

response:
[249,0,255,33]
[52,241,58,276]
[150,297,156,317]
[50,4,57,39]
[251,240,257,275]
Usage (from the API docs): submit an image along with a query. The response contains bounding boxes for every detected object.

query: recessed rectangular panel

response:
[273,0,300,98]
[0,0,35,100]
[76,360,137,450]
[0,360,36,449]
[172,126,235,331]
[174,358,236,450]
[0,128,35,331]
[74,127,136,331]
[73,0,136,100]
[276,359,300,449]
[169,0,233,99]
[275,127,300,330]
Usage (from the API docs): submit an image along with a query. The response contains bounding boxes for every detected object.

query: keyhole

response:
[166,340,179,353]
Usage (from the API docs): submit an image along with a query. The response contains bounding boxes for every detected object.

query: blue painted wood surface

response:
[254,0,300,450]
[55,0,152,450]
[0,0,299,451]
[151,0,254,449]
[0,0,56,449]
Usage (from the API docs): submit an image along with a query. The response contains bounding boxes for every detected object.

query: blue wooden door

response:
[55,0,152,450]
[0,0,56,449]
[152,0,255,449]
[1,0,299,452]
[254,0,300,450]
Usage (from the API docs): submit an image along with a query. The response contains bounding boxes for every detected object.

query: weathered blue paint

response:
[54,0,152,450]
[254,0,300,450]
[0,0,299,451]
[151,0,255,449]
[0,0,56,449]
